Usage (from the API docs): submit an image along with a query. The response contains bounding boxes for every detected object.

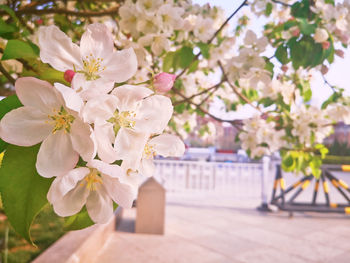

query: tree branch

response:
[173,81,223,106]
[176,0,248,79]
[0,62,15,85]
[271,0,292,7]
[218,61,262,113]
[0,5,120,17]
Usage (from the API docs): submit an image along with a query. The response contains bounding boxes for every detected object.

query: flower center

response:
[47,106,75,134]
[143,143,156,159]
[84,168,103,191]
[82,54,106,80]
[107,110,136,134]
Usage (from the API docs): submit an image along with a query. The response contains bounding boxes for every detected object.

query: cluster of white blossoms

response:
[0,23,185,224]
[290,105,333,147]
[225,30,270,91]
[239,115,286,158]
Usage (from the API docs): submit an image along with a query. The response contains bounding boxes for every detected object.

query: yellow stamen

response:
[84,168,103,191]
[143,143,156,159]
[47,106,75,134]
[82,54,105,80]
[107,110,136,135]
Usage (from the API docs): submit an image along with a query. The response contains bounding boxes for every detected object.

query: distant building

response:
[186,116,240,151]
[324,122,350,146]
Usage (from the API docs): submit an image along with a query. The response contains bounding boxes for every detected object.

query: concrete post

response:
[135,177,166,235]
[257,155,271,212]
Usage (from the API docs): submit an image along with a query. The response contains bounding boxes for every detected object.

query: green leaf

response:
[275,45,289,64]
[162,51,176,72]
[310,156,322,178]
[0,17,17,35]
[298,18,316,35]
[177,46,195,69]
[2,40,39,60]
[64,206,94,231]
[265,2,273,16]
[282,153,295,172]
[197,42,210,59]
[0,95,23,152]
[174,103,185,114]
[303,88,312,102]
[187,60,199,74]
[0,144,53,243]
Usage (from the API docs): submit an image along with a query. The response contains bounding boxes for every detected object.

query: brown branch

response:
[176,0,248,79]
[218,61,262,113]
[173,81,223,106]
[0,62,15,85]
[172,87,242,129]
[0,5,120,17]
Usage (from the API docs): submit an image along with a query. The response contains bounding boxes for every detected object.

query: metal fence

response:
[153,159,268,199]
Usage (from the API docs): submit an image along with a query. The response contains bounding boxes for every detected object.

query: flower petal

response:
[39,25,82,71]
[16,77,63,112]
[36,131,79,178]
[151,134,185,157]
[114,128,148,169]
[47,167,89,201]
[70,119,96,162]
[136,95,173,134]
[82,95,117,124]
[89,159,123,179]
[102,174,138,209]
[0,106,51,146]
[111,85,153,112]
[100,48,138,83]
[94,123,117,163]
[49,179,89,217]
[80,23,114,60]
[86,187,113,224]
[54,83,83,113]
[140,158,155,177]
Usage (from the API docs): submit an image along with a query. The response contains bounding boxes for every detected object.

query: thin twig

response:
[176,0,248,79]
[271,0,292,7]
[321,74,336,92]
[173,81,223,105]
[0,62,15,85]
[218,61,261,113]
[0,5,120,16]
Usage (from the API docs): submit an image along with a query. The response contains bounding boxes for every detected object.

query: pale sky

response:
[193,0,350,120]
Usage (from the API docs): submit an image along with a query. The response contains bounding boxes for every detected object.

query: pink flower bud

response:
[64,70,75,83]
[321,65,328,75]
[153,72,176,93]
[335,49,344,58]
[322,41,330,50]
[281,65,288,72]
[291,28,300,37]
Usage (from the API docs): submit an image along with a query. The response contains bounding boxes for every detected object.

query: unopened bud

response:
[64,70,75,83]
[281,65,288,72]
[335,49,344,58]
[291,28,300,37]
[322,41,330,50]
[321,65,328,75]
[153,72,176,93]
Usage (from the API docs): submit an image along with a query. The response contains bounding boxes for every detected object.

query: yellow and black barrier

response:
[270,164,350,214]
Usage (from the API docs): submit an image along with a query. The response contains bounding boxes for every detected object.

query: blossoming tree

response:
[0,0,349,242]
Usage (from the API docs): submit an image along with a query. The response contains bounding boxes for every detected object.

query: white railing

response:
[154,159,268,199]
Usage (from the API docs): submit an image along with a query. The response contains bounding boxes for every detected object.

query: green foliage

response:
[64,207,94,231]
[0,205,65,262]
[298,18,316,35]
[162,46,195,72]
[288,36,331,69]
[0,95,22,152]
[2,40,39,60]
[0,144,53,244]
[275,45,289,64]
[197,42,210,59]
[265,2,273,16]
